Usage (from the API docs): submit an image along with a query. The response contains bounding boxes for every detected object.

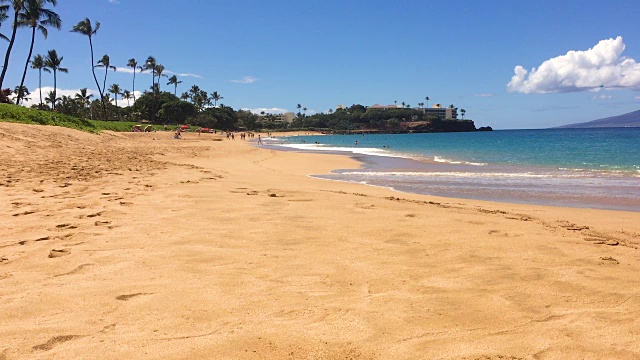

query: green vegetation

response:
[0,4,477,134]
[0,103,167,133]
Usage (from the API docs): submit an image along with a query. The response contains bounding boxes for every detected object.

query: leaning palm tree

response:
[211,91,223,107]
[0,0,26,90]
[95,54,115,97]
[71,18,105,115]
[108,83,121,120]
[16,0,60,104]
[43,48,67,110]
[126,58,139,101]
[167,74,181,96]
[30,53,49,108]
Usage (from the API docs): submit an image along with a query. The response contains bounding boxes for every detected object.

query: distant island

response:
[557,109,640,128]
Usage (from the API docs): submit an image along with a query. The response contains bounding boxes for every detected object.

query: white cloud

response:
[17,87,142,108]
[230,76,258,84]
[243,107,289,115]
[592,94,612,100]
[113,67,203,79]
[165,70,203,79]
[507,36,640,94]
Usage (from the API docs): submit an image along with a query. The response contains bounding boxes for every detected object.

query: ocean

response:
[264,128,640,212]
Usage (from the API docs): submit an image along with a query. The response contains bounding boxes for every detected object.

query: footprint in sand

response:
[0,257,9,264]
[32,335,81,352]
[600,256,619,264]
[48,249,70,258]
[584,236,619,246]
[12,210,36,217]
[116,293,151,301]
[55,223,77,230]
[94,220,111,227]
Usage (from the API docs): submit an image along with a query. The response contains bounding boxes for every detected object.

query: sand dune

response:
[1,123,639,359]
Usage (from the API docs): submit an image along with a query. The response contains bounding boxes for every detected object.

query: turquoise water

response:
[277,128,640,173]
[266,128,640,211]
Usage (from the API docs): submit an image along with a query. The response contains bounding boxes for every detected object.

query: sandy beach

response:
[1,122,640,359]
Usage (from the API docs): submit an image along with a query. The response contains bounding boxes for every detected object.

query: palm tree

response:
[122,89,131,107]
[30,53,48,108]
[296,103,301,116]
[142,56,156,90]
[95,54,115,97]
[75,87,92,117]
[167,74,181,96]
[109,83,121,120]
[13,84,28,102]
[303,107,307,116]
[180,91,189,101]
[211,91,223,107]
[154,64,166,92]
[44,89,57,108]
[460,109,466,119]
[425,96,429,108]
[0,5,10,42]
[43,49,66,110]
[0,0,25,90]
[401,101,405,108]
[71,18,104,115]
[16,0,60,104]
[126,58,139,101]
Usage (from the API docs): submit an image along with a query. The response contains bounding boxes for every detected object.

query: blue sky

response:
[3,0,640,129]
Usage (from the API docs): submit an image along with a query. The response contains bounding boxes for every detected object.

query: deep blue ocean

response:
[265,128,640,211]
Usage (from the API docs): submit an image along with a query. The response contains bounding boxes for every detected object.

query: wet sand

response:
[1,122,640,359]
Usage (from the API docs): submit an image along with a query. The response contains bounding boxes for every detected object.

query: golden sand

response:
[1,123,639,359]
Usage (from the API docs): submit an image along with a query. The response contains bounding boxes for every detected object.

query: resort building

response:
[259,112,296,124]
[369,103,458,120]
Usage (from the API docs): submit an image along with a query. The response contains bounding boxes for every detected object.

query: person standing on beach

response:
[258,135,263,145]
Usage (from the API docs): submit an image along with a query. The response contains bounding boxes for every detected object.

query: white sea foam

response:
[433,156,487,166]
[277,143,408,158]
[339,171,585,179]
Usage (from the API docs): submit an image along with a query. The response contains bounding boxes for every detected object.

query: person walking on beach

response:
[258,135,263,145]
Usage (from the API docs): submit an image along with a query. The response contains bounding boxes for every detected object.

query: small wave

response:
[339,171,594,179]
[277,143,408,158]
[433,156,487,166]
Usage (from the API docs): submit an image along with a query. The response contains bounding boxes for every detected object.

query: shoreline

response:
[2,123,640,359]
[265,134,640,213]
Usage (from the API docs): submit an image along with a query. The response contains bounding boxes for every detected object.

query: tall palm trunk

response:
[102,67,108,97]
[38,68,42,108]
[132,69,136,101]
[17,27,37,105]
[174,84,177,96]
[88,37,105,117]
[52,69,57,110]
[114,93,119,120]
[0,9,20,90]
[151,68,156,122]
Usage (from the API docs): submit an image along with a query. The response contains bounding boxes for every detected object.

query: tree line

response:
[0,1,256,130]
